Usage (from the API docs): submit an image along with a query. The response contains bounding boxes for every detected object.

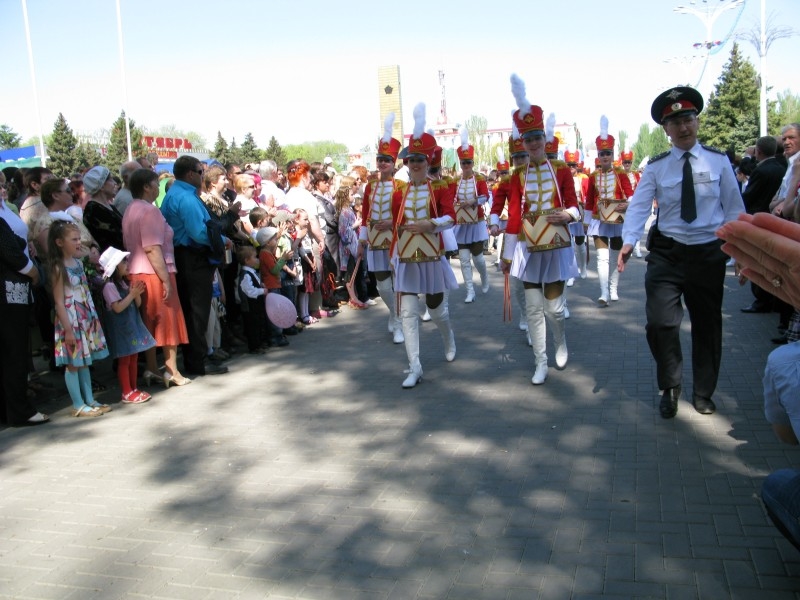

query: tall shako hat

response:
[509,116,527,158]
[510,74,545,139]
[595,115,615,152]
[456,126,474,161]
[427,128,443,168]
[377,112,402,161]
[564,150,580,165]
[620,150,634,162]
[407,103,437,160]
[651,86,704,124]
[496,146,509,171]
[544,113,558,156]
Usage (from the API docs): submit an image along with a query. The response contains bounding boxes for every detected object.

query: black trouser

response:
[644,233,727,399]
[174,247,214,374]
[0,303,37,425]
[241,304,267,351]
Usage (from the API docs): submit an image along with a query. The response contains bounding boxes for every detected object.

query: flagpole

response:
[20,0,47,167]
[115,0,133,161]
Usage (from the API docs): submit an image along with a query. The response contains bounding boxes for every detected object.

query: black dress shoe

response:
[660,386,680,419]
[692,395,716,415]
[741,303,770,313]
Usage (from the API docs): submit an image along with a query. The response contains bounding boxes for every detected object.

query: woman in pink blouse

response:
[122,169,190,387]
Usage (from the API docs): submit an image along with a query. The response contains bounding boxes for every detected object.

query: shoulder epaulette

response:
[701,144,726,155]
[499,174,513,184]
[648,151,670,164]
[550,159,568,168]
[431,179,450,190]
[475,173,487,181]
[394,179,407,190]
[512,164,527,176]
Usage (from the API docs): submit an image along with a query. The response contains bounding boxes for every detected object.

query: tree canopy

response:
[0,124,21,150]
[48,113,79,178]
[698,43,760,154]
[105,111,145,175]
[630,123,670,168]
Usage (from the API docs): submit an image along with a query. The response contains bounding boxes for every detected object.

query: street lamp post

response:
[674,0,745,87]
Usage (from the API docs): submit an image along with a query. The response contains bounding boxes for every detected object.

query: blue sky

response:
[1,0,797,154]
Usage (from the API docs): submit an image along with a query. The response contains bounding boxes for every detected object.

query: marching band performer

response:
[490,129,531,334]
[392,104,459,389]
[584,116,634,306]
[454,126,491,303]
[564,150,590,280]
[621,150,643,258]
[502,75,579,385]
[360,113,405,344]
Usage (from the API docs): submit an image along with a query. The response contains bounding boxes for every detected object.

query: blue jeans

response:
[762,468,800,551]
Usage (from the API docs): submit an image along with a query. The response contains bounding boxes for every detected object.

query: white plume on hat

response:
[460,125,469,151]
[382,112,395,144]
[413,103,426,138]
[546,113,556,143]
[511,109,520,139]
[510,74,531,116]
[600,115,609,141]
[497,146,505,163]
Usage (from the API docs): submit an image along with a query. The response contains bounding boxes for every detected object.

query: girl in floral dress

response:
[48,220,110,417]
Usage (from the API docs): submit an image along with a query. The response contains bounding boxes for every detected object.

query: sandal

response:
[348,300,368,310]
[73,406,103,418]
[122,390,150,404]
[88,402,112,414]
[301,316,318,325]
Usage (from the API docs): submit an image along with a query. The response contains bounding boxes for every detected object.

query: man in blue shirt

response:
[161,156,228,376]
[619,86,744,418]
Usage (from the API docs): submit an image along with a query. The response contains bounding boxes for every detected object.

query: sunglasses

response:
[598,150,613,157]
[408,157,427,164]
[460,160,473,165]
[376,156,393,163]
[622,161,632,165]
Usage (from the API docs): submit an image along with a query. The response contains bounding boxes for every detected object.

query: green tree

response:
[618,130,628,152]
[228,137,242,166]
[698,43,760,154]
[263,136,287,168]
[282,141,348,168]
[73,143,103,172]
[145,124,207,151]
[48,113,79,178]
[211,131,230,164]
[630,123,671,168]
[105,111,145,175]
[0,124,21,149]
[22,134,53,149]
[773,90,800,133]
[465,115,490,171]
[239,132,260,165]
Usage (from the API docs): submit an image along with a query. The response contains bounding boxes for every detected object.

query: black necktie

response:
[681,152,696,223]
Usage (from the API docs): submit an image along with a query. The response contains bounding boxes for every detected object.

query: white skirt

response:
[454,222,489,245]
[392,255,459,294]
[366,248,391,272]
[510,244,579,284]
[587,218,623,239]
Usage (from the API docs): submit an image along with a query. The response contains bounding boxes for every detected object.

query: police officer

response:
[618,86,744,418]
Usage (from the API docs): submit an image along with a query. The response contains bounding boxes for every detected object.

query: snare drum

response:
[596,200,625,224]
[519,209,572,253]
[397,228,441,263]
[368,220,392,250]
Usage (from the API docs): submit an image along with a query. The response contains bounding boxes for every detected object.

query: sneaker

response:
[365,298,377,306]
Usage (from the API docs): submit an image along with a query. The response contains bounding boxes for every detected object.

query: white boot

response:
[566,277,575,287]
[474,252,489,293]
[545,295,568,369]
[525,288,548,385]
[609,256,620,302]
[459,249,475,303]
[376,278,403,343]
[634,240,642,258]
[400,295,423,388]
[428,302,456,362]
[596,247,609,307]
[514,277,527,330]
[575,243,587,279]
[419,293,431,321]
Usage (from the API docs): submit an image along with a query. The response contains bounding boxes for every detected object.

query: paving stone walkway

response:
[2,248,799,599]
